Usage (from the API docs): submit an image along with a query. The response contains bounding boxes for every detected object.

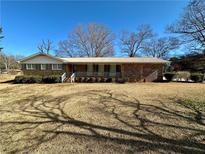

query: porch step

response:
[64,77,71,83]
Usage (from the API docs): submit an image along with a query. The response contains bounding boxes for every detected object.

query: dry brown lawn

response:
[0,80,205,153]
[0,74,16,83]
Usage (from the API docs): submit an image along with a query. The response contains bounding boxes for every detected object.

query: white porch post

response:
[87,64,93,76]
[110,64,116,77]
[98,64,104,76]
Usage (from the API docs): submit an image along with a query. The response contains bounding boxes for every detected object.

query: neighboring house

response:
[170,53,205,73]
[19,53,168,82]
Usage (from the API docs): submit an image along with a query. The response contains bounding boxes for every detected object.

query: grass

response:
[0,79,205,153]
[179,99,205,112]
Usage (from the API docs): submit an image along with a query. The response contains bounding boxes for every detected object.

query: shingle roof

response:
[19,52,169,64]
[60,57,169,64]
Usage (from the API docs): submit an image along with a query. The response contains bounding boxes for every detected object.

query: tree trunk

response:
[4,62,8,71]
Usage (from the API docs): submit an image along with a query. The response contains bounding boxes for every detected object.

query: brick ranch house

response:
[19,53,168,82]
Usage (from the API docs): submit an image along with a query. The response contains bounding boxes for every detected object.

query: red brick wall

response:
[122,64,142,82]
[21,63,164,82]
[122,63,164,82]
[142,64,163,82]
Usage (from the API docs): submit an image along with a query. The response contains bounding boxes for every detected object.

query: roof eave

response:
[62,61,169,64]
[19,52,64,63]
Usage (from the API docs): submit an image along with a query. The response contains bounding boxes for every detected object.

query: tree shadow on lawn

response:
[0,79,14,83]
[0,90,205,153]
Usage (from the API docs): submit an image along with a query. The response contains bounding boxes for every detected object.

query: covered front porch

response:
[66,64,122,78]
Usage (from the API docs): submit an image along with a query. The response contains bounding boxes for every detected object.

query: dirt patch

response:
[0,83,205,153]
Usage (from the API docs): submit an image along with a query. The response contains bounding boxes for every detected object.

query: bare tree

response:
[142,37,180,59]
[57,40,82,57]
[120,24,153,57]
[0,52,23,70]
[38,39,52,54]
[0,53,14,70]
[0,53,9,70]
[56,23,115,57]
[167,0,205,53]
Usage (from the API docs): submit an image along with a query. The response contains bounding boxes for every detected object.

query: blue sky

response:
[1,0,189,57]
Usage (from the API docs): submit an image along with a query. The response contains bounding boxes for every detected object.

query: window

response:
[41,64,46,70]
[93,64,98,72]
[116,65,121,73]
[26,64,35,70]
[104,65,110,72]
[52,64,62,70]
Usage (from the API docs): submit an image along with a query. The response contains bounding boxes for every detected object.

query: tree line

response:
[52,23,181,59]
[0,0,204,70]
[44,0,205,58]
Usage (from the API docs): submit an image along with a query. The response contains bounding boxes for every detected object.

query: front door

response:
[116,65,122,77]
[72,65,77,73]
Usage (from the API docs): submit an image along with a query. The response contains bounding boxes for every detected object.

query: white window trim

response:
[26,64,35,70]
[52,64,62,70]
[41,64,46,70]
